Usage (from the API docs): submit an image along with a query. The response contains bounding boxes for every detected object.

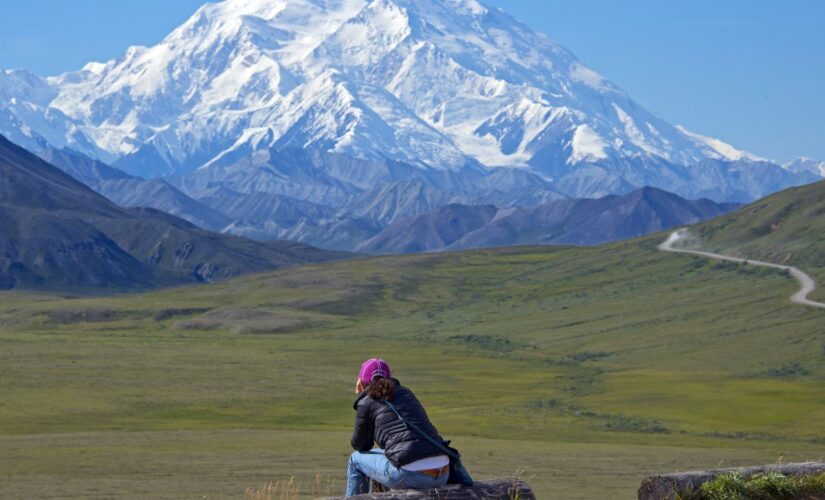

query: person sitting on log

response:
[345,358,451,497]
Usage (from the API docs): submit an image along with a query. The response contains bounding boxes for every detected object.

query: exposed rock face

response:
[637,462,825,500]
[324,478,535,499]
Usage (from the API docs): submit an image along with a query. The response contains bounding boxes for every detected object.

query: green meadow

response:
[1,234,824,498]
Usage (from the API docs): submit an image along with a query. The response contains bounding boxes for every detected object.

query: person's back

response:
[345,359,451,497]
[353,381,445,467]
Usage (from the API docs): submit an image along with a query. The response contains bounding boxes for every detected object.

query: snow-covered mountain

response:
[1,0,806,202]
[784,157,825,178]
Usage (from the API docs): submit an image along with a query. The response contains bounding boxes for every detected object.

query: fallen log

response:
[323,478,535,499]
[637,462,825,500]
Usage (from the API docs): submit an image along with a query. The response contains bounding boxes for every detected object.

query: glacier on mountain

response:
[0,0,791,179]
[0,0,820,251]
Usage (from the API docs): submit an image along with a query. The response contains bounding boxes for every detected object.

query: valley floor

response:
[1,235,824,498]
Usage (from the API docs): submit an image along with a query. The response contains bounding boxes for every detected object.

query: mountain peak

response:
[0,0,774,196]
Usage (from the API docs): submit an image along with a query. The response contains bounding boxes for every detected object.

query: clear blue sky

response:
[1,0,823,162]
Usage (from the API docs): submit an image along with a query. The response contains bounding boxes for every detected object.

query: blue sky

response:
[1,0,823,162]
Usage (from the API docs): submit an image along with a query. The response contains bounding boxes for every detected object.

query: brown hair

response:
[367,377,396,401]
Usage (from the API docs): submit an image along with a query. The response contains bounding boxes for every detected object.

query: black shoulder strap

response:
[383,400,460,460]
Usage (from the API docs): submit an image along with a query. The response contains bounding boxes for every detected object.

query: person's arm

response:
[350,399,375,451]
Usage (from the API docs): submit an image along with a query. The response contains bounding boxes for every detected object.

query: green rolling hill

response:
[694,179,825,298]
[1,182,824,498]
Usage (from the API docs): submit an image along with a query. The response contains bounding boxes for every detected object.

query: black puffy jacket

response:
[351,379,445,467]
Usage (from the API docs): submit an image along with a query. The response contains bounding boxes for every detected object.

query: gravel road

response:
[659,230,825,310]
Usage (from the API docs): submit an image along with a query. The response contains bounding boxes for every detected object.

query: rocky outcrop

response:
[638,462,825,500]
[324,478,535,499]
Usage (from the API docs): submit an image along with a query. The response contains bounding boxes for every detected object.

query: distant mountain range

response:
[30,138,737,254]
[0,136,344,291]
[356,187,739,254]
[784,158,825,178]
[0,0,820,267]
[39,147,234,231]
[40,144,573,249]
[0,0,820,206]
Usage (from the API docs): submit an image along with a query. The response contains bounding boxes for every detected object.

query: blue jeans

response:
[345,449,449,497]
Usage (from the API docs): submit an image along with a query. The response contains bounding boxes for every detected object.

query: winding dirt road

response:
[659,230,825,310]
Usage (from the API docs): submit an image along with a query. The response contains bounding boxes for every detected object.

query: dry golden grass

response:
[245,473,339,500]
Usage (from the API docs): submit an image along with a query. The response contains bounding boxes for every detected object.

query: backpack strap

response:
[383,400,461,460]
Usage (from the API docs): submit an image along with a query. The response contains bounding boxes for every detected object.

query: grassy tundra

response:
[1,232,824,498]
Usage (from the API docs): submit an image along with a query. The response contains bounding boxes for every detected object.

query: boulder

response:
[638,462,825,500]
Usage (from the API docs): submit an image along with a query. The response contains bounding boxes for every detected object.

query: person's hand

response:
[355,379,366,394]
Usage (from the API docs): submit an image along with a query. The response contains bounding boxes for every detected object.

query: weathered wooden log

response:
[637,462,825,500]
[323,478,535,499]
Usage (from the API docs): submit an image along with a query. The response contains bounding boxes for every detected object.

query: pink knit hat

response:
[359,358,392,385]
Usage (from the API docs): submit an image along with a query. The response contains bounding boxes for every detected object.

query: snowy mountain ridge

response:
[0,0,772,186]
[784,157,825,178]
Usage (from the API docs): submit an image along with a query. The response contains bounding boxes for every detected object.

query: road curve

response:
[659,230,825,310]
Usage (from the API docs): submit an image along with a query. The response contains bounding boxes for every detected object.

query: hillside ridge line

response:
[659,230,825,310]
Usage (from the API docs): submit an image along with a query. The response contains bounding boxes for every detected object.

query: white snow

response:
[81,62,107,75]
[675,125,765,162]
[0,0,763,179]
[569,63,614,93]
[570,124,608,163]
[613,104,670,159]
[784,157,825,177]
